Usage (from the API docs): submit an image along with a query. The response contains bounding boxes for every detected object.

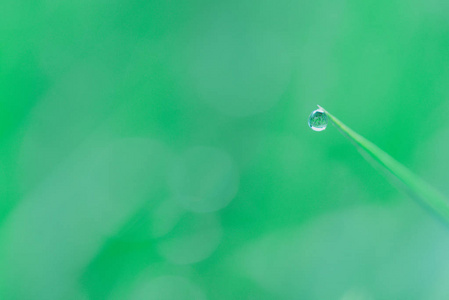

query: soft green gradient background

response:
[1,1,449,299]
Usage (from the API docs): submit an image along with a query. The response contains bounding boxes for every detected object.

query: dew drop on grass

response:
[308,108,328,131]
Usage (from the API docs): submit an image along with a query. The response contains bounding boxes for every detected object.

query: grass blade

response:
[318,105,449,223]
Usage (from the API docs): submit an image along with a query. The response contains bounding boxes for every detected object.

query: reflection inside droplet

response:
[308,108,328,131]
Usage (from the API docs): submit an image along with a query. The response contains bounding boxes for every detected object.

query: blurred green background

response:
[1,0,449,299]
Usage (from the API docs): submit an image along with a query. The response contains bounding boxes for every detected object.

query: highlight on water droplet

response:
[308,108,328,131]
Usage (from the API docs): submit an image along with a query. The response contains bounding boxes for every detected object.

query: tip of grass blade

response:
[318,106,449,225]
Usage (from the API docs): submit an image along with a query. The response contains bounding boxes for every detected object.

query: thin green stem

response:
[318,105,449,223]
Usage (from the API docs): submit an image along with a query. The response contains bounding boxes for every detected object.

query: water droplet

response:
[308,108,328,131]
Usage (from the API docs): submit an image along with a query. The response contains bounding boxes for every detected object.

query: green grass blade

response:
[318,105,449,223]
